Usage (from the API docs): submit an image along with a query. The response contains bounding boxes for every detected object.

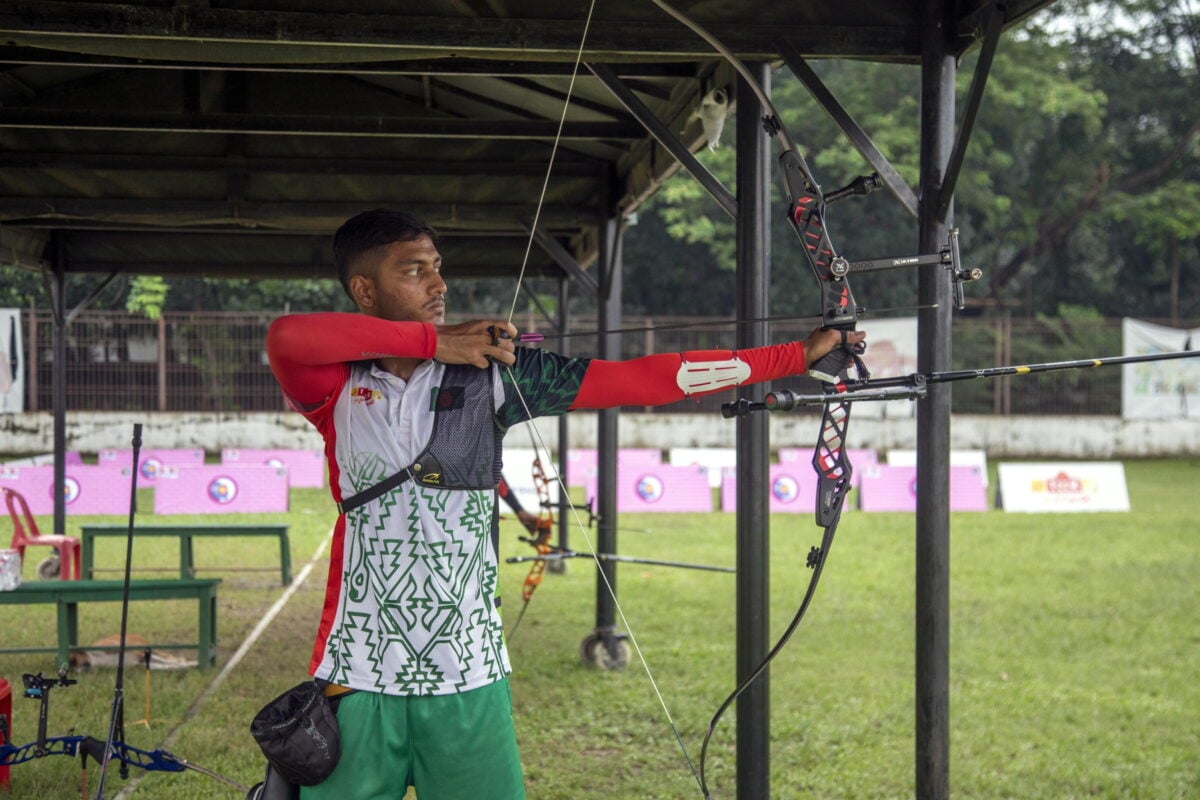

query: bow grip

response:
[807,328,865,384]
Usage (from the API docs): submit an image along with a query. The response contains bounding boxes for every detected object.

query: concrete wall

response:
[3,411,1198,459]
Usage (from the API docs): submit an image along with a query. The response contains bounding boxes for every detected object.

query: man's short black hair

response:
[333,209,438,299]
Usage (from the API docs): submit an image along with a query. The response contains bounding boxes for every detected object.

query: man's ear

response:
[348,273,375,310]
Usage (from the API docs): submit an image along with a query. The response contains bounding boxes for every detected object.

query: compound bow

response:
[0,669,246,795]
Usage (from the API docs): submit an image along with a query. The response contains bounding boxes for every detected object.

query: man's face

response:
[351,235,447,324]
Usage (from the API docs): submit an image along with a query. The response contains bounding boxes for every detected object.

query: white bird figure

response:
[688,87,729,151]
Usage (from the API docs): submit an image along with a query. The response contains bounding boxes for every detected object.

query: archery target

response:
[771,474,801,504]
[635,474,665,503]
[207,475,239,504]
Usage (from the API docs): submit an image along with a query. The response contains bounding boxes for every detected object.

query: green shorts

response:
[300,678,525,800]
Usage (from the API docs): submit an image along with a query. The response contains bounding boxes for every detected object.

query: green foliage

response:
[125,275,169,319]
[1108,180,1200,247]
[629,0,1198,320]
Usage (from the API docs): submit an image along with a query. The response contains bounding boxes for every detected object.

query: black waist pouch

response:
[250,681,342,786]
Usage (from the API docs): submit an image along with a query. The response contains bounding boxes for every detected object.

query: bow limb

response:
[507,458,557,636]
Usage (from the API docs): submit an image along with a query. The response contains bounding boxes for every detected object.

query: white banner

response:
[0,309,23,413]
[852,317,918,419]
[997,462,1130,512]
[1121,318,1200,419]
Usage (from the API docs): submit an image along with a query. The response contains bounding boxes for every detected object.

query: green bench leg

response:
[279,533,292,586]
[199,589,217,667]
[180,536,195,579]
[57,602,78,669]
[82,535,95,580]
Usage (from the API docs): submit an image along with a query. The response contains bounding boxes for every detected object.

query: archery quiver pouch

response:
[250,680,341,786]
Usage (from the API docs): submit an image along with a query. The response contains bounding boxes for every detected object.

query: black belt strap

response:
[336,468,412,515]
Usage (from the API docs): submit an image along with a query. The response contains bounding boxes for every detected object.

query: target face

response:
[771,475,800,503]
[60,476,81,504]
[635,474,664,503]
[140,457,165,479]
[207,475,239,504]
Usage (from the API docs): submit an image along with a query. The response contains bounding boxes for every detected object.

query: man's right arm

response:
[266,312,436,406]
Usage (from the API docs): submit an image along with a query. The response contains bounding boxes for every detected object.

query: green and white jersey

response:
[307,348,587,696]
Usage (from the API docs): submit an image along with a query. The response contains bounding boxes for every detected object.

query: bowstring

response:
[504,1,596,326]
[502,384,701,791]
[498,0,701,791]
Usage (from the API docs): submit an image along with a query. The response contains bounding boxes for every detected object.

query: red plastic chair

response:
[3,487,81,581]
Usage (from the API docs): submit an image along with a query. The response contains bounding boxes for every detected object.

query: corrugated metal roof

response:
[0,0,1060,281]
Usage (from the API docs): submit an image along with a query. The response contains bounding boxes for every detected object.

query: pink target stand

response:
[152,465,290,515]
[220,448,326,488]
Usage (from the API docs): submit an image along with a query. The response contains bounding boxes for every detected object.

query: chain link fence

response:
[14,309,1191,416]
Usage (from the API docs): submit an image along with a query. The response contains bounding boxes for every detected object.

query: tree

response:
[626,0,1198,321]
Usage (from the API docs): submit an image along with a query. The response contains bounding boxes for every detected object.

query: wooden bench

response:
[0,579,220,667]
[80,524,291,586]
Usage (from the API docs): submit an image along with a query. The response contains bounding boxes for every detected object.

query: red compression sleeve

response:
[266,312,437,406]
[569,341,806,409]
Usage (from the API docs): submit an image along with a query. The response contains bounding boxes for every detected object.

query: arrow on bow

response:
[722,348,1200,415]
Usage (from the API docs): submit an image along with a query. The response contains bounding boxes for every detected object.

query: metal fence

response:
[14,309,1190,416]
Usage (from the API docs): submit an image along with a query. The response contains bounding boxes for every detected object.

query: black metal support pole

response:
[95,422,142,798]
[917,2,955,798]
[51,232,67,535]
[594,195,622,641]
[735,62,772,800]
[555,275,571,560]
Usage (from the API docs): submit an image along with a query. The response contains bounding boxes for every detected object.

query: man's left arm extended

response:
[569,342,807,410]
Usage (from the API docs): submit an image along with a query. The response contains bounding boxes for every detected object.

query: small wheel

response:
[37,553,62,581]
[580,631,630,670]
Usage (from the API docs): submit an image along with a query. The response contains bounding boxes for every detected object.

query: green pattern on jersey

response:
[497,347,590,429]
[324,480,503,695]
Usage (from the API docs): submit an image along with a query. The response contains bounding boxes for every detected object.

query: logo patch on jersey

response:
[350,386,382,405]
[433,386,465,411]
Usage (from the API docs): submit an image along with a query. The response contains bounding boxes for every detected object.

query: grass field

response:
[1,459,1196,799]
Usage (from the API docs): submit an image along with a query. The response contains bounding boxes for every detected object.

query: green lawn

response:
[1,459,1196,799]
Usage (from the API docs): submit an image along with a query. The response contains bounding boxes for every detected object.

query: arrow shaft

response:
[507,551,734,574]
[866,349,1200,389]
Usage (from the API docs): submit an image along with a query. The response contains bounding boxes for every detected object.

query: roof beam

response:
[0,108,644,139]
[0,151,601,177]
[0,49,698,78]
[0,3,918,61]
[0,198,591,231]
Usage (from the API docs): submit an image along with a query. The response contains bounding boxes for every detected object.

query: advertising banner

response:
[0,309,22,413]
[997,462,1130,512]
[1121,318,1200,419]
